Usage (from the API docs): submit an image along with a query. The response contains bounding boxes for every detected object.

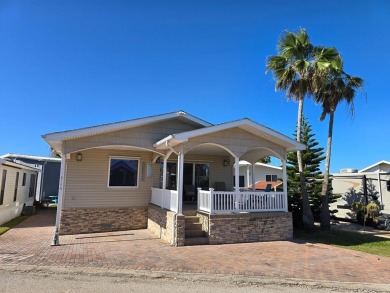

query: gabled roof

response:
[43,111,212,153]
[154,118,305,152]
[359,160,390,173]
[1,153,61,162]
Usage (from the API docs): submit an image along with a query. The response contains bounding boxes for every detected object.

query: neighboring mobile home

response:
[0,158,39,225]
[238,160,283,190]
[1,154,61,203]
[43,110,305,246]
[331,160,390,218]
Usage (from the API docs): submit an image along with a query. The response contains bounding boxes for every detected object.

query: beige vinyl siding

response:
[63,150,235,209]
[0,165,37,225]
[63,149,160,209]
[63,119,200,154]
[183,127,286,159]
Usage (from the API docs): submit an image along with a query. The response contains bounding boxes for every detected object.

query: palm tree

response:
[266,29,316,230]
[313,65,364,230]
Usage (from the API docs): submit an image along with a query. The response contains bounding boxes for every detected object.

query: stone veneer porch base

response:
[59,207,148,235]
[147,204,292,246]
[197,211,293,245]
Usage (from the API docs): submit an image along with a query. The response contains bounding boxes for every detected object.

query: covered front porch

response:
[147,119,305,246]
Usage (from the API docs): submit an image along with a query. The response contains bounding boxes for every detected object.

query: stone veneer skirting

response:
[198,211,293,245]
[147,204,185,246]
[60,207,148,235]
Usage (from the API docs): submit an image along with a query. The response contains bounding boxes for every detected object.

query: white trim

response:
[107,156,141,188]
[359,160,390,173]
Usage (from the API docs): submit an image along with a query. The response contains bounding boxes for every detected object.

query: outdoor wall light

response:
[223,159,228,166]
[76,153,82,162]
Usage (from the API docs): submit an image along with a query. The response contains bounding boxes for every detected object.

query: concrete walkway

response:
[1,209,390,286]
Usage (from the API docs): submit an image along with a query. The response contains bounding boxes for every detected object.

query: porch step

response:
[185,236,209,246]
[185,216,200,224]
[185,230,206,238]
[183,210,197,216]
[186,222,203,231]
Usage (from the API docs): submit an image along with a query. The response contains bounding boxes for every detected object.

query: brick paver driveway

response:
[1,209,390,284]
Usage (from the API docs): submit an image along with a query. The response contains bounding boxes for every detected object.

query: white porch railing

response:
[151,187,287,214]
[151,188,178,213]
[198,188,287,213]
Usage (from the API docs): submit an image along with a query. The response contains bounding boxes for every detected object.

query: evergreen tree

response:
[287,117,326,226]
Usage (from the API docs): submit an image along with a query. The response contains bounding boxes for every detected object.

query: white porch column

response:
[282,158,288,212]
[246,165,250,188]
[251,163,256,190]
[234,157,240,191]
[177,151,184,215]
[52,153,68,246]
[162,156,168,190]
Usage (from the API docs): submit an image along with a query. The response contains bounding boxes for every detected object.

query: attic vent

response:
[340,168,358,173]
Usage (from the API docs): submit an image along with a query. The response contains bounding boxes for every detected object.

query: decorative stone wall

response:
[147,204,185,246]
[207,212,293,245]
[197,211,210,233]
[60,207,148,235]
[147,204,175,245]
[175,215,185,246]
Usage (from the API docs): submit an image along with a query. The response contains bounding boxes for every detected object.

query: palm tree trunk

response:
[320,110,334,230]
[296,98,315,231]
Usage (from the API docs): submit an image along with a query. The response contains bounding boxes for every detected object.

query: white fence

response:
[151,188,178,213]
[198,188,287,213]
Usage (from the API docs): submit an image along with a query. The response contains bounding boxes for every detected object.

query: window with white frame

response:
[108,157,139,187]
[265,174,278,182]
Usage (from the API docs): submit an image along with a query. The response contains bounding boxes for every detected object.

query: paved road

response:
[0,267,387,293]
[1,209,390,292]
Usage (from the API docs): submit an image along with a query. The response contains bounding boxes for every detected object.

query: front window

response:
[108,157,139,187]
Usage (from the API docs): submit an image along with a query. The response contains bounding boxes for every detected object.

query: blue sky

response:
[1,0,389,173]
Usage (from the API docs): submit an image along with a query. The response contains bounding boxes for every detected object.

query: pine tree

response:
[287,117,329,226]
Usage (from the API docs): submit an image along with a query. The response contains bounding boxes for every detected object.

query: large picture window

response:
[108,157,139,187]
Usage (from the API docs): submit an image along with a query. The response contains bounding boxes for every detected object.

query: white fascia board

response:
[359,160,390,173]
[42,111,212,146]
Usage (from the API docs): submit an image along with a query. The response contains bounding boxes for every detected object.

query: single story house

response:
[43,110,305,246]
[0,158,40,225]
[331,160,390,218]
[1,154,61,203]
